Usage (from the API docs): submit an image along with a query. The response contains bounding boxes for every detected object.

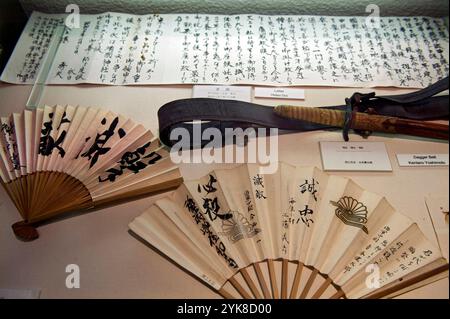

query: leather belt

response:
[158,77,449,147]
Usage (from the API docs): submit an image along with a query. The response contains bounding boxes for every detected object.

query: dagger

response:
[274,105,449,140]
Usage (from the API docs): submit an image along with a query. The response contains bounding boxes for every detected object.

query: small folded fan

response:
[129,163,448,299]
[0,105,182,241]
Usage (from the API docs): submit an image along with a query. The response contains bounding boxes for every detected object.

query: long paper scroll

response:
[1,12,449,88]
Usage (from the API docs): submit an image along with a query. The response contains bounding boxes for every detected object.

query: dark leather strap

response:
[158,77,449,147]
[158,98,331,148]
[369,76,449,105]
[346,76,449,119]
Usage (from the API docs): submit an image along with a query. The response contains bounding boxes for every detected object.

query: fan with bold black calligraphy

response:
[0,105,182,240]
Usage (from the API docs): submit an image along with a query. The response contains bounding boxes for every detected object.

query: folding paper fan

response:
[129,163,448,299]
[0,105,182,241]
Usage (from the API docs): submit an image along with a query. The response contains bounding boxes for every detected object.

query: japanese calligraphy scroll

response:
[1,12,449,88]
[129,163,448,299]
[0,105,183,241]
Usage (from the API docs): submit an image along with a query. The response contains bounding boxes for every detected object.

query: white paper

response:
[254,87,305,99]
[1,12,449,88]
[192,85,252,102]
[396,154,449,167]
[425,195,449,262]
[320,141,392,171]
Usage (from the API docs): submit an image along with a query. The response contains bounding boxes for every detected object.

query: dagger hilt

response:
[274,105,449,140]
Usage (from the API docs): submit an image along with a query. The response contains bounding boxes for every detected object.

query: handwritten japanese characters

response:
[252,174,267,200]
[80,117,126,168]
[14,14,63,83]
[0,105,182,241]
[98,141,162,182]
[39,111,70,157]
[0,119,21,171]
[279,173,321,255]
[130,163,446,298]
[2,12,449,88]
[299,178,319,201]
[184,196,238,269]
[0,105,166,188]
[336,223,439,290]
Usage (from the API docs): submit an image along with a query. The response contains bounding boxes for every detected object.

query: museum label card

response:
[320,141,392,171]
[192,85,252,102]
[396,154,449,167]
[254,87,305,100]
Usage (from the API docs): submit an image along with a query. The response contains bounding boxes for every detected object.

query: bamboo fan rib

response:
[0,105,183,241]
[129,163,448,299]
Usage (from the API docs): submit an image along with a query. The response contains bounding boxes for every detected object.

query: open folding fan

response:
[0,105,182,241]
[129,163,448,299]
